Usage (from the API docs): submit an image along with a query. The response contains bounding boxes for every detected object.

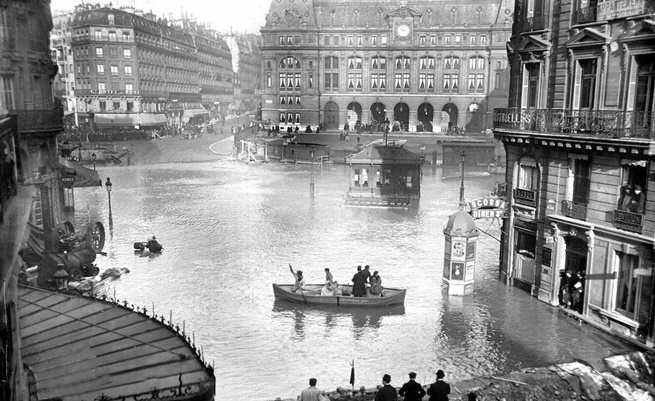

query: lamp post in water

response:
[105,177,113,223]
[91,152,96,170]
[309,149,315,196]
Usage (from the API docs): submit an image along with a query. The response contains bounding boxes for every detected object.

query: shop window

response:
[615,252,639,317]
[516,231,536,258]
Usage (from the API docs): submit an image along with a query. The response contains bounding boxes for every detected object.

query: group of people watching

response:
[559,270,585,314]
[618,184,646,213]
[299,370,476,401]
[288,264,384,297]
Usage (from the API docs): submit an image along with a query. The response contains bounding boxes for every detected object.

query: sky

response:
[50,0,271,33]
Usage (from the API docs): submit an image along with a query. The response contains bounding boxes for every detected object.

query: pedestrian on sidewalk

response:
[398,372,426,401]
[427,370,450,401]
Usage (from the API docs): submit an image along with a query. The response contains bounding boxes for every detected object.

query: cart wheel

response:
[90,222,106,252]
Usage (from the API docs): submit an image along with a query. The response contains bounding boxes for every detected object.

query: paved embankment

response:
[268,352,655,401]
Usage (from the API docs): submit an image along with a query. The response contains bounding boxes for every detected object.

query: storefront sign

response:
[598,0,645,20]
[468,197,508,220]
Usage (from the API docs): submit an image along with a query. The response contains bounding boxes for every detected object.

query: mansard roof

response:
[264,0,514,30]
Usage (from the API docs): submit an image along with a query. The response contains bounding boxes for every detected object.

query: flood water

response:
[72,160,637,400]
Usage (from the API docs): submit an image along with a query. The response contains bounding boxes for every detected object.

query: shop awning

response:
[94,113,139,128]
[182,108,209,123]
[57,156,102,187]
[140,113,168,126]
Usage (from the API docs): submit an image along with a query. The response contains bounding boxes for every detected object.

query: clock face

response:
[396,24,410,38]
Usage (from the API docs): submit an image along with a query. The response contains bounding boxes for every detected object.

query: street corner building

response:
[259,0,515,134]
[493,0,655,347]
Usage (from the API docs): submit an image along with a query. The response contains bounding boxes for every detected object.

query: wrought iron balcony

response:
[493,108,655,140]
[574,6,597,24]
[562,200,587,221]
[613,209,643,234]
[514,188,536,207]
[14,109,63,133]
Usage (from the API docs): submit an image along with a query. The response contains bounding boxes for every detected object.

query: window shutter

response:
[626,56,638,111]
[521,64,529,108]
[572,60,581,109]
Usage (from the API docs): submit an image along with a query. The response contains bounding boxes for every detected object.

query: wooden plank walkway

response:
[18,285,215,401]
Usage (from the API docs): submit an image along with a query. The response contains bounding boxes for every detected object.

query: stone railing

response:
[493,108,654,140]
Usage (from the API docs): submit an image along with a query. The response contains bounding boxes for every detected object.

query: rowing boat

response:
[272,283,406,307]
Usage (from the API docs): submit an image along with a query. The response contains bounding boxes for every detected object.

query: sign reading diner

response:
[597,0,646,21]
[467,197,508,220]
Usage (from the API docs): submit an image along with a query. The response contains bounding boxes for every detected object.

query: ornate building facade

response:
[70,6,238,128]
[260,0,514,132]
[494,0,655,346]
[0,0,63,398]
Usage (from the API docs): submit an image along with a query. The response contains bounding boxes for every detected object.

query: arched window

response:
[444,56,460,70]
[468,56,485,70]
[348,56,363,69]
[419,56,435,69]
[395,56,410,70]
[371,56,386,70]
[279,56,302,91]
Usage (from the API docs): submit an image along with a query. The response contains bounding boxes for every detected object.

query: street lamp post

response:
[459,150,467,209]
[309,149,315,196]
[105,177,113,222]
[91,152,96,170]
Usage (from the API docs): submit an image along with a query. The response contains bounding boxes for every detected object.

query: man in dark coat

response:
[375,374,397,401]
[352,265,366,297]
[399,372,426,401]
[427,370,450,401]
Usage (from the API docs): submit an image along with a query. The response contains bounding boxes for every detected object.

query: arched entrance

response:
[559,236,588,312]
[417,103,434,132]
[370,102,386,126]
[324,102,339,130]
[466,103,483,134]
[393,103,409,131]
[347,102,362,126]
[442,103,458,132]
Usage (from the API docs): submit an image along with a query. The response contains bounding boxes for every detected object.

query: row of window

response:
[96,100,134,112]
[278,33,489,47]
[352,168,414,189]
[275,55,487,71]
[77,63,133,76]
[271,71,487,92]
[76,46,132,59]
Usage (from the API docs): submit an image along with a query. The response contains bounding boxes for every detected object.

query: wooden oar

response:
[289,263,308,305]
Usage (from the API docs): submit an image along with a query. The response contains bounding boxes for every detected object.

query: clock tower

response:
[390,5,421,43]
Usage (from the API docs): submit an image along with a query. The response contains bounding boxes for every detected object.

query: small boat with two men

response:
[272,283,406,307]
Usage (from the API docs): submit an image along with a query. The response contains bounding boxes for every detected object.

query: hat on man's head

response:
[382,374,391,383]
[409,372,417,378]
[436,370,445,378]
[364,265,370,269]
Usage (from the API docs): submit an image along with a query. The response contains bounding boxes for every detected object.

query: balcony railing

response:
[76,89,140,96]
[493,108,655,139]
[562,200,588,220]
[613,209,643,234]
[575,6,598,24]
[514,188,536,207]
[14,110,63,133]
[525,15,547,31]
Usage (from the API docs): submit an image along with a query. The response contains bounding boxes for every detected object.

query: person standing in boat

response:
[362,265,372,294]
[324,268,334,285]
[289,264,305,293]
[352,266,367,297]
[370,271,383,296]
